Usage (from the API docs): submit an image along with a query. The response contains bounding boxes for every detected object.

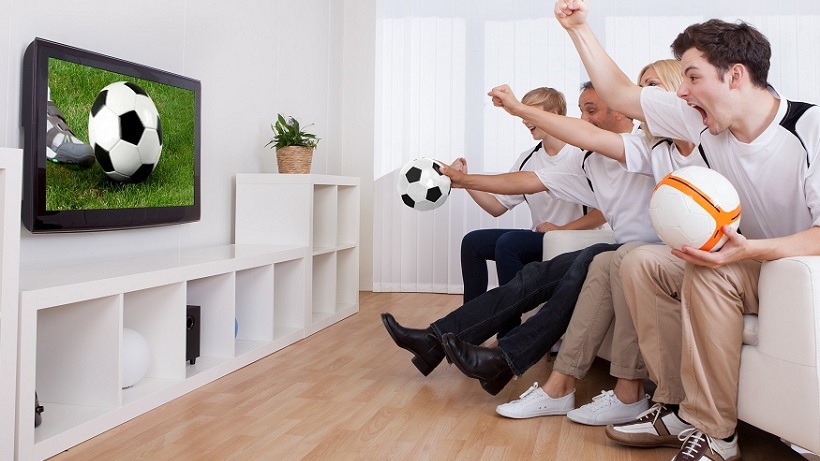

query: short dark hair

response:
[671,19,770,89]
[580,81,594,92]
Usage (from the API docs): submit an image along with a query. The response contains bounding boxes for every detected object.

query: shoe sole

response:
[604,425,681,448]
[380,314,436,376]
[567,404,650,426]
[441,335,510,396]
[496,407,569,419]
[567,412,643,426]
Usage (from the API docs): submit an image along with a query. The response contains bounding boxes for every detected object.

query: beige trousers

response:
[620,244,686,404]
[621,244,761,438]
[553,242,647,381]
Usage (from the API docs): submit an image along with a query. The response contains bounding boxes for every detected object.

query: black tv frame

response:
[21,37,201,233]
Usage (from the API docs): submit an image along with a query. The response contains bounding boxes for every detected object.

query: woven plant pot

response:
[276,146,314,174]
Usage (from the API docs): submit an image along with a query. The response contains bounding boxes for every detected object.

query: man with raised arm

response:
[554,1,820,460]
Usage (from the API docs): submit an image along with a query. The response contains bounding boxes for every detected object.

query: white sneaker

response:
[672,428,740,461]
[495,382,575,419]
[566,390,650,426]
[605,403,694,448]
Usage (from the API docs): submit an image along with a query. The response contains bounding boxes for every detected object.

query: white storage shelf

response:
[0,148,22,461]
[235,174,360,336]
[17,244,308,460]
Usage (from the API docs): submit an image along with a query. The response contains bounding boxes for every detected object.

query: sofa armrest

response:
[542,229,616,260]
[756,256,820,369]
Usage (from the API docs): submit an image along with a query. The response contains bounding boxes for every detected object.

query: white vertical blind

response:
[374,0,820,293]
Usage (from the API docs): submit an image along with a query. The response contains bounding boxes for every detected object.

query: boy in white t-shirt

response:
[459,87,604,311]
[555,1,820,460]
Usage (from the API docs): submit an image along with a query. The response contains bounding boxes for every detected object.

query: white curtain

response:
[373,0,820,294]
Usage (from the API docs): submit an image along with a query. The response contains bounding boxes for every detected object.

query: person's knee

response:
[619,246,667,281]
[461,230,484,255]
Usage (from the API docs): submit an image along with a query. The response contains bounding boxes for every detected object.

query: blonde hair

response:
[521,87,567,116]
[637,59,683,136]
[637,59,684,91]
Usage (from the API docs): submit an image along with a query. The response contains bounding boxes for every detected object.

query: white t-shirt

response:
[494,143,585,230]
[620,132,708,183]
[534,144,660,244]
[641,86,820,239]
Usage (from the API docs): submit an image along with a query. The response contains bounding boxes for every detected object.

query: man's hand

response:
[536,222,563,233]
[449,157,468,173]
[488,85,524,116]
[439,163,466,189]
[554,0,588,30]
[671,226,749,268]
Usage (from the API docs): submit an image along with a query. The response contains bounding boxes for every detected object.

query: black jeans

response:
[431,242,621,375]
[460,228,544,303]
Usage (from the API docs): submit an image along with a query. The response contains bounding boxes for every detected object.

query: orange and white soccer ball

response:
[649,166,741,252]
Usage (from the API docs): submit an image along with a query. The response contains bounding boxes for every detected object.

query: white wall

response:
[0,0,377,289]
[372,0,820,294]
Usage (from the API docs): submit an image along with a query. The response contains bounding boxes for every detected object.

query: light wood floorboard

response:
[50,291,806,460]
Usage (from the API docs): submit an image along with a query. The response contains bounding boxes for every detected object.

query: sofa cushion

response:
[742,314,758,346]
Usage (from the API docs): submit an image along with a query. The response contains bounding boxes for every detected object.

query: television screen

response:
[22,38,201,232]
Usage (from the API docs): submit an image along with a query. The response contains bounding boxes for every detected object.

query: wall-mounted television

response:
[22,37,201,233]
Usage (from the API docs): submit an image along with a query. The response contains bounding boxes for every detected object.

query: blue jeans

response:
[461,229,545,303]
[431,242,621,375]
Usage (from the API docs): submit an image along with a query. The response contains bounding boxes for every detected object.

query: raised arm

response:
[489,84,627,162]
[554,0,645,121]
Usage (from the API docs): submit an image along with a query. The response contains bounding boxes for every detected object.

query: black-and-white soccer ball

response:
[396,157,451,211]
[88,81,163,183]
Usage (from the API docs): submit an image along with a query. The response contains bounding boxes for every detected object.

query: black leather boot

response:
[441,332,514,395]
[381,313,445,376]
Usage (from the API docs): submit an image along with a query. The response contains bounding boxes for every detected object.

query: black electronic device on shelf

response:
[186,305,201,365]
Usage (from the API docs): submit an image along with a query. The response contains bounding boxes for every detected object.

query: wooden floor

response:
[51,292,808,460]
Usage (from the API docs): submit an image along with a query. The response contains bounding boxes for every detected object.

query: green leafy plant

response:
[266,114,319,149]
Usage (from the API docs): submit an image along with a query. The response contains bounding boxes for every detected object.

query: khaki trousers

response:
[678,259,760,438]
[553,242,647,381]
[621,244,761,437]
[620,244,686,404]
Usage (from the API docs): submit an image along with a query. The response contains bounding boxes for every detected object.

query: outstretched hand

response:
[488,85,523,116]
[449,157,468,173]
[554,0,588,29]
[671,225,749,268]
[438,162,466,189]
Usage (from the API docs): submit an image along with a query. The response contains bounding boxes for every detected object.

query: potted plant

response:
[266,114,320,174]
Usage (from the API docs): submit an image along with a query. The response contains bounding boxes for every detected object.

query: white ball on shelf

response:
[122,328,151,389]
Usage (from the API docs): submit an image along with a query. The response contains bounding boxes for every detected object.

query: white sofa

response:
[542,229,820,455]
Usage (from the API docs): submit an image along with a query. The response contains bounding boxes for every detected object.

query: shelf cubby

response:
[17,244,308,460]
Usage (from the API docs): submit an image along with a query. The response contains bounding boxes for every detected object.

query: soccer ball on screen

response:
[649,166,741,252]
[396,157,451,211]
[88,81,163,183]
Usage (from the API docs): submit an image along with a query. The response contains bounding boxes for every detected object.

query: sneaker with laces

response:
[566,390,650,426]
[672,428,740,461]
[46,100,95,169]
[495,382,575,419]
[605,403,693,448]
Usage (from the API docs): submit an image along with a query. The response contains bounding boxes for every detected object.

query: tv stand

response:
[11,174,359,460]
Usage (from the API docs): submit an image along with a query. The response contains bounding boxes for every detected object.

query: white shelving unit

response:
[16,244,308,460]
[235,174,360,335]
[10,173,359,460]
[0,148,22,461]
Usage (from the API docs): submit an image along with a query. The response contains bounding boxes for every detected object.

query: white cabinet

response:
[0,148,22,461]
[11,173,359,460]
[16,245,309,460]
[235,174,360,335]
